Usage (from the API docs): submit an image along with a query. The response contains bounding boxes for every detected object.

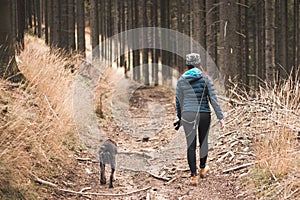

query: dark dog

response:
[99,139,117,188]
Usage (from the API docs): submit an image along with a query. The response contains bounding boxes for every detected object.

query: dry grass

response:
[228,72,300,199]
[0,35,83,199]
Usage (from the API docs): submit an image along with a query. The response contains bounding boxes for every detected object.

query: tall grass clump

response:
[229,71,299,199]
[0,35,82,199]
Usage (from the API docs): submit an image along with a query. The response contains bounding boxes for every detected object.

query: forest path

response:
[54,66,251,200]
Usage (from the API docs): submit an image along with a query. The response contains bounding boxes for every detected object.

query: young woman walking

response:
[175,53,224,186]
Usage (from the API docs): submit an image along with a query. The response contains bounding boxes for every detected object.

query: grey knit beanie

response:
[186,53,201,67]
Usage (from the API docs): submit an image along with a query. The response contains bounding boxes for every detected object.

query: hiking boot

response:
[199,166,210,178]
[190,175,198,186]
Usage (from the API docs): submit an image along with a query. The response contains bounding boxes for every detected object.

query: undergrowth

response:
[0,35,83,199]
[229,72,299,199]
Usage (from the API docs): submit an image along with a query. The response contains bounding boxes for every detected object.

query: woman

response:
[175,53,224,186]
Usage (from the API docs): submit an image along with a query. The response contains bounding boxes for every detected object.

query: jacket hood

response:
[182,68,202,83]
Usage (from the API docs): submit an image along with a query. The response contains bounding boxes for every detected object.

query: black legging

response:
[181,112,211,176]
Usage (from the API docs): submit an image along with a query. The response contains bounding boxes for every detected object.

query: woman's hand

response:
[219,119,225,129]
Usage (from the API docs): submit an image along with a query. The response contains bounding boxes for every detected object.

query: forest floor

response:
[1,36,298,200]
[49,67,251,200]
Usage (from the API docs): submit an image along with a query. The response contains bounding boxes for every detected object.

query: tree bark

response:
[265,0,275,83]
[293,0,299,79]
[17,0,25,51]
[51,0,60,48]
[90,0,99,59]
[219,0,239,87]
[142,0,149,85]
[60,1,68,49]
[76,0,85,54]
[133,0,141,82]
[0,0,23,82]
[68,0,75,51]
[206,0,218,77]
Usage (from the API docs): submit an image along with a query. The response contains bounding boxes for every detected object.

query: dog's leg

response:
[109,167,115,188]
[100,162,106,185]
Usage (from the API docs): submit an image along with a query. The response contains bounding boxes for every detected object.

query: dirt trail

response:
[54,67,248,200]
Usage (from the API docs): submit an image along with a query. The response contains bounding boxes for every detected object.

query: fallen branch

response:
[223,162,257,173]
[33,174,151,197]
[75,156,98,163]
[165,177,177,185]
[218,130,237,139]
[59,186,152,197]
[35,176,58,187]
[148,172,170,182]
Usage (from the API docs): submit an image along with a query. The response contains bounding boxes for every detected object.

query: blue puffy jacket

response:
[176,68,224,120]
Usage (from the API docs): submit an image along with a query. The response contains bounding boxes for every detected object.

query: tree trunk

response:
[265,0,275,83]
[152,0,159,85]
[36,0,42,38]
[219,0,239,87]
[17,0,25,51]
[192,0,206,66]
[294,0,299,78]
[51,0,60,48]
[68,0,75,51]
[76,0,85,54]
[133,0,140,82]
[275,0,288,79]
[244,0,250,87]
[177,0,184,72]
[142,0,149,85]
[44,0,49,44]
[60,1,68,49]
[256,0,265,83]
[90,0,99,59]
[27,0,33,28]
[0,0,23,82]
[206,0,218,77]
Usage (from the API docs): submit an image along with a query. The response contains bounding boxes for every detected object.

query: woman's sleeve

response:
[176,80,182,119]
[206,76,224,120]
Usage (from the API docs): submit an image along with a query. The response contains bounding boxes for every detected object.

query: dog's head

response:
[107,138,117,146]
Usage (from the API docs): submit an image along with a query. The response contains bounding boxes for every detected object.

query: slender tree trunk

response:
[36,0,42,38]
[126,0,132,76]
[60,1,68,49]
[244,0,250,87]
[51,0,60,48]
[142,0,149,85]
[33,0,37,35]
[90,0,99,59]
[76,0,85,54]
[133,0,140,82]
[256,0,265,83]
[108,0,113,64]
[294,0,299,78]
[68,0,75,51]
[275,0,288,78]
[11,0,17,47]
[265,0,275,83]
[177,0,184,72]
[99,0,105,61]
[152,0,159,85]
[192,0,206,67]
[160,0,170,85]
[44,0,49,44]
[17,0,25,51]
[206,0,218,77]
[27,0,33,28]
